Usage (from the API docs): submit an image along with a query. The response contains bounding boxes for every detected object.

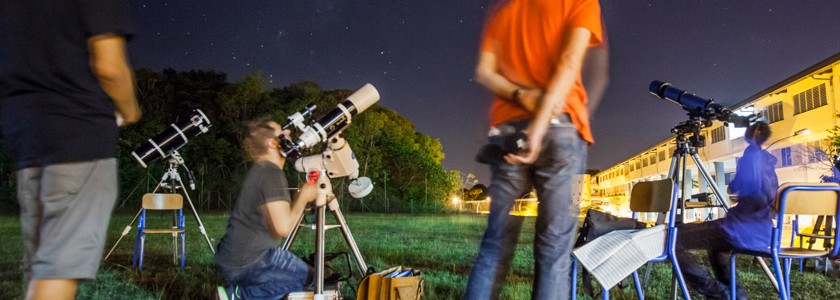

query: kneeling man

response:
[216,117,316,299]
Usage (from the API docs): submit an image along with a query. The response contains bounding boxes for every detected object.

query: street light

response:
[764,128,810,150]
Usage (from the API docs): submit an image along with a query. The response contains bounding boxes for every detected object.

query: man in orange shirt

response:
[464,0,603,299]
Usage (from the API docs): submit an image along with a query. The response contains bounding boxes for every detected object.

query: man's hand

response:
[504,132,542,165]
[518,88,543,112]
[297,182,318,203]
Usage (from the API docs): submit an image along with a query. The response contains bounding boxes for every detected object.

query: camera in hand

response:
[475,131,528,165]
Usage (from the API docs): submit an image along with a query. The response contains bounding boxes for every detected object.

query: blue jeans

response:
[218,248,309,300]
[464,121,587,300]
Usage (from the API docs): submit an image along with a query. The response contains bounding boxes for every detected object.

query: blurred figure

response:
[0,1,140,299]
[215,118,317,300]
[464,0,603,299]
[675,121,777,300]
[582,21,610,117]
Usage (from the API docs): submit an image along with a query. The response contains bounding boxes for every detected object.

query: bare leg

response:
[26,279,78,300]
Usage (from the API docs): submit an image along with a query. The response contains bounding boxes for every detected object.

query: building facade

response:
[590,52,840,219]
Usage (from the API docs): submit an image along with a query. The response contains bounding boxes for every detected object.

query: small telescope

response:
[280,83,380,159]
[131,109,211,168]
[649,81,752,127]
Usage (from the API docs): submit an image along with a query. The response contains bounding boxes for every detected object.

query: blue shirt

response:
[722,142,779,251]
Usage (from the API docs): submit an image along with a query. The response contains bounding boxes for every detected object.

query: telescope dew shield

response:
[131,109,211,168]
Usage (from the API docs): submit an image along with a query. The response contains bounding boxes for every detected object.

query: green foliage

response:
[0,68,457,213]
[124,69,451,212]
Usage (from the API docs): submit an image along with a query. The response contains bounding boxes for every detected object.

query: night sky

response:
[127,0,840,183]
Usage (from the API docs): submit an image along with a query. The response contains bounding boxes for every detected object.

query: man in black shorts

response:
[216,118,317,299]
[1,0,141,299]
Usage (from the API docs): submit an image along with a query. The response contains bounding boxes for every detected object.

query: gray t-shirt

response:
[215,161,291,268]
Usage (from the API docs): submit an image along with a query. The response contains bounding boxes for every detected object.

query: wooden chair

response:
[132,193,186,270]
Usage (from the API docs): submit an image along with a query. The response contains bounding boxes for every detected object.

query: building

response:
[591,51,840,219]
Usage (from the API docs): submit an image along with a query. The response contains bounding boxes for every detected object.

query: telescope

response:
[649,81,752,127]
[280,83,380,159]
[131,109,211,168]
[279,83,380,199]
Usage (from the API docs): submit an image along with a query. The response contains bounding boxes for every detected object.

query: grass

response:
[1,212,839,299]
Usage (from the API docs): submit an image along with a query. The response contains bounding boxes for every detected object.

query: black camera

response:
[475,130,528,165]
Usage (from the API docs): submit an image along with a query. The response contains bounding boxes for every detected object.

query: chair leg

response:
[730,254,737,300]
[798,258,804,273]
[180,232,186,269]
[571,257,578,300]
[784,259,792,300]
[601,286,609,300]
[771,255,788,300]
[139,233,146,270]
[669,252,692,300]
[132,230,140,266]
[632,271,644,300]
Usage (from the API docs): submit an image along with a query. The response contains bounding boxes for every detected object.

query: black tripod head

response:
[671,117,707,149]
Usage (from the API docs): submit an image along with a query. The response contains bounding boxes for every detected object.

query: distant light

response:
[452,196,460,204]
[794,128,810,136]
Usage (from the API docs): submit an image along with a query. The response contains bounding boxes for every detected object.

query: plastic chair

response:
[729,183,840,300]
[132,193,186,270]
[571,178,691,299]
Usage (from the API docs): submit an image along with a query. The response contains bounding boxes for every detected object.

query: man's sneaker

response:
[217,286,237,300]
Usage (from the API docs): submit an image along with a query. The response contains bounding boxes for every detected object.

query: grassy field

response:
[1,212,839,299]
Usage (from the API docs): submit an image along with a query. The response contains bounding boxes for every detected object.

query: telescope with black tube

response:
[131,109,212,168]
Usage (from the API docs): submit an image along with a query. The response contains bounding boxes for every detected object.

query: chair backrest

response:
[775,182,840,216]
[629,178,675,213]
[142,193,183,210]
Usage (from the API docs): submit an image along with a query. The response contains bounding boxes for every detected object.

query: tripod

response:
[660,118,778,299]
[104,151,215,263]
[282,169,368,299]
[667,119,730,215]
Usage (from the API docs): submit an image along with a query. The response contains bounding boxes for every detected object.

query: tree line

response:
[0,68,460,214]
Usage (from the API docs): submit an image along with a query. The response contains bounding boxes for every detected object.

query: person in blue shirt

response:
[675,121,777,300]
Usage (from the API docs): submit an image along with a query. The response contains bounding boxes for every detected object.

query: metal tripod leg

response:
[105,174,169,261]
[327,199,369,277]
[688,152,728,211]
[178,176,216,254]
[281,208,307,251]
[315,204,327,296]
[104,208,143,261]
[281,198,369,300]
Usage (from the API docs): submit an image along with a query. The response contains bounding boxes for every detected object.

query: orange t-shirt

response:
[481,0,603,144]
